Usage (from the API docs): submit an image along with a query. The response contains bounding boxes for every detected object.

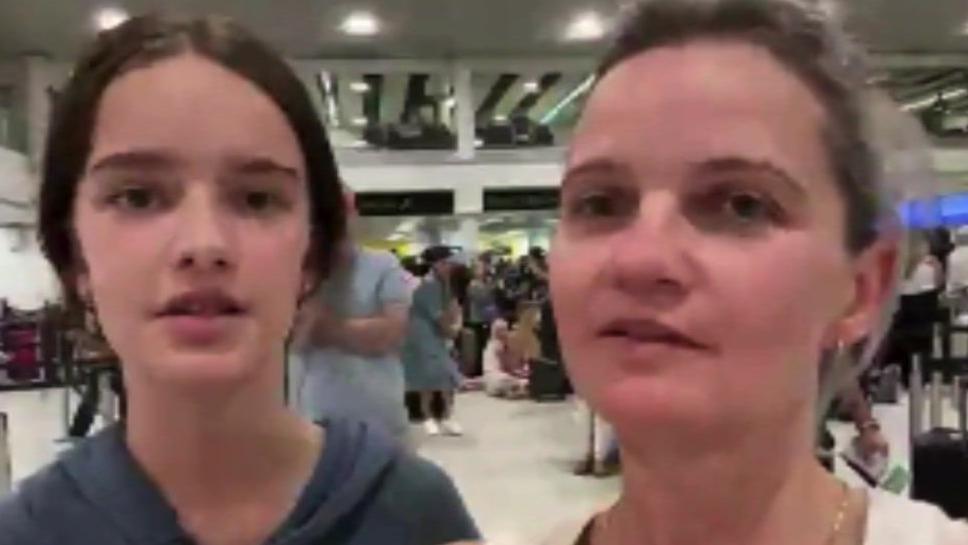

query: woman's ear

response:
[834,237,900,346]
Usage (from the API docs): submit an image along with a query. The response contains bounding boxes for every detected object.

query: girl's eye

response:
[106,186,162,213]
[235,189,289,215]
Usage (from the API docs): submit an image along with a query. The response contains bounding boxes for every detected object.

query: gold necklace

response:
[591,482,855,545]
[826,482,853,545]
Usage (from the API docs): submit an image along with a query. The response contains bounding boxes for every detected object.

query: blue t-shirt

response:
[0,419,480,545]
[292,248,412,439]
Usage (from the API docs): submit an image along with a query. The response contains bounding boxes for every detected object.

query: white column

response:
[456,217,480,255]
[22,54,51,169]
[452,63,475,160]
[419,224,443,246]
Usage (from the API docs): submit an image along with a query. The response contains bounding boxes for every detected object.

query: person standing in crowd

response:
[0,15,480,545]
[544,1,967,544]
[290,190,413,443]
[464,260,495,377]
[525,247,550,302]
[402,246,464,436]
[884,233,943,386]
[945,227,968,324]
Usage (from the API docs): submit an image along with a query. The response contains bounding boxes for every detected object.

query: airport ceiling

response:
[1,0,968,59]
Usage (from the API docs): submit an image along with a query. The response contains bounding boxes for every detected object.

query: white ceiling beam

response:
[290,57,596,75]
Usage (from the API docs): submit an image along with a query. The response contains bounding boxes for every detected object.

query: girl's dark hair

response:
[38,14,346,310]
[596,0,881,254]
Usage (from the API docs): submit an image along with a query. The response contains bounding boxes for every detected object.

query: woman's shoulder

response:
[865,489,968,545]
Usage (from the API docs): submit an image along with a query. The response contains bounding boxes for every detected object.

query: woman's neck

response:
[599,416,846,545]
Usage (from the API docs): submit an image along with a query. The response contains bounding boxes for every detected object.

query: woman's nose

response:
[607,195,697,305]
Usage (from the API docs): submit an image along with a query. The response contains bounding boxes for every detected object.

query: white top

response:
[543,489,968,545]
[947,246,968,294]
[903,259,940,295]
[865,489,968,545]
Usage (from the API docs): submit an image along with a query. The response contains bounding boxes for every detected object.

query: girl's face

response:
[550,41,894,440]
[73,54,313,391]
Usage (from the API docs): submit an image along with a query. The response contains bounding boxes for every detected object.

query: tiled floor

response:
[0,385,962,544]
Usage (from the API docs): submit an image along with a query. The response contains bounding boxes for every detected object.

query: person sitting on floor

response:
[482,319,529,399]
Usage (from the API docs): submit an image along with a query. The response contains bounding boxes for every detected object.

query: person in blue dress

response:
[402,246,464,436]
[290,235,412,442]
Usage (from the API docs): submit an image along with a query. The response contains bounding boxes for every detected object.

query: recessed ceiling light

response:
[523,81,541,93]
[341,11,381,36]
[566,12,606,41]
[93,6,129,31]
[352,116,368,127]
[350,81,371,93]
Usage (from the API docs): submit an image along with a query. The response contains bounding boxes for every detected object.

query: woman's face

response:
[551,41,890,438]
[493,321,510,342]
[73,54,312,390]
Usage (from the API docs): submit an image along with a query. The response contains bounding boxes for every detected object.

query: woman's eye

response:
[726,192,770,223]
[695,186,785,232]
[245,191,272,210]
[575,194,616,217]
[566,190,631,220]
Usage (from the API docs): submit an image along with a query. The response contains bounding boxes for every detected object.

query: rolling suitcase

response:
[910,357,968,519]
[528,357,569,402]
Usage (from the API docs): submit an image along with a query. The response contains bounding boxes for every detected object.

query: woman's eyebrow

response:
[562,157,631,188]
[689,156,806,198]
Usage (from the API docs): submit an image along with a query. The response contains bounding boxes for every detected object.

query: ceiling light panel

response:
[341,11,381,36]
[93,6,129,32]
[565,12,606,41]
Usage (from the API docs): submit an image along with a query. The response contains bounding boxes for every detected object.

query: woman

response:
[401,246,464,436]
[884,234,944,387]
[0,15,479,545]
[289,189,412,443]
[546,1,968,544]
[465,260,495,377]
[482,319,528,399]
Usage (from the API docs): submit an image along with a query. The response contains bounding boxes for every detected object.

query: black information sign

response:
[355,191,455,217]
[483,188,560,212]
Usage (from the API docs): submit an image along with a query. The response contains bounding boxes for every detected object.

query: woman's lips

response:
[598,318,709,350]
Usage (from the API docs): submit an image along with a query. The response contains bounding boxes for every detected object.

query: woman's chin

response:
[594,378,720,431]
